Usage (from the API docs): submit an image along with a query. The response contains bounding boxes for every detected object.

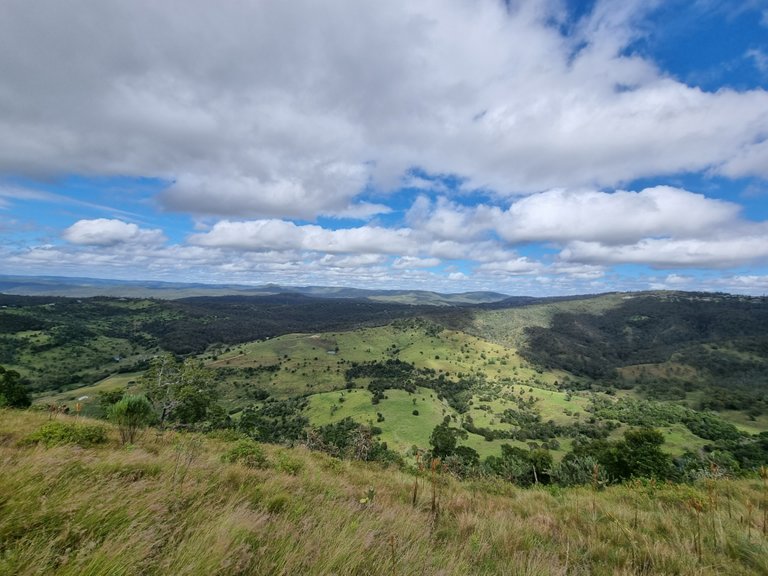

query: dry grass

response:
[2,408,767,575]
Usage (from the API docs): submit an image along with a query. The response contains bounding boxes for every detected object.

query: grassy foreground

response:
[2,410,768,575]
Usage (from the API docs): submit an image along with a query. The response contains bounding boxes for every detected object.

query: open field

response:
[28,318,753,462]
[306,387,453,454]
[6,290,764,474]
[34,372,144,417]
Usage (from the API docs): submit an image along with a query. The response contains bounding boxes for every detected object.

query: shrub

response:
[24,421,108,447]
[275,451,304,475]
[109,395,154,445]
[221,439,269,468]
[551,454,602,486]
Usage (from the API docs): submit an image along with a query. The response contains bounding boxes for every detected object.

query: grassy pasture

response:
[306,387,455,454]
[468,293,627,348]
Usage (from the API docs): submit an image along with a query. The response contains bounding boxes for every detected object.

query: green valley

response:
[3,289,768,475]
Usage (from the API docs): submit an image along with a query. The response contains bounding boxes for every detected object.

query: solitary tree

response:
[429,419,468,459]
[613,427,674,480]
[0,365,30,408]
[110,395,154,444]
[140,354,219,428]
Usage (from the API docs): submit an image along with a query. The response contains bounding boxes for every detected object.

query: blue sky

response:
[1,0,768,295]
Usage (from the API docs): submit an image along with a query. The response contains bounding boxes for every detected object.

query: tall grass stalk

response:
[760,465,768,537]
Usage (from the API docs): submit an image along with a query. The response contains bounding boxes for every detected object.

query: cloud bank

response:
[1,0,767,294]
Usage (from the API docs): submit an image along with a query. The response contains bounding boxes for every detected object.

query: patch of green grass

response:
[306,387,454,453]
[469,293,627,348]
[659,423,709,456]
[36,372,139,403]
[34,372,142,417]
[719,410,768,435]
[461,434,530,460]
[206,323,568,409]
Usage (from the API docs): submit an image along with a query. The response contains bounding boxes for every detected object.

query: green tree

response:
[0,365,30,408]
[485,445,531,484]
[98,388,125,415]
[429,419,467,458]
[140,354,219,427]
[109,395,154,444]
[614,427,674,480]
[444,445,481,478]
[578,428,675,481]
[529,448,554,485]
[551,453,601,486]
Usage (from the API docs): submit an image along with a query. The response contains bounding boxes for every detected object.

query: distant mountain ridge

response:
[0,274,510,305]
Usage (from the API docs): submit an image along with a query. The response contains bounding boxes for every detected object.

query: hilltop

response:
[2,409,768,576]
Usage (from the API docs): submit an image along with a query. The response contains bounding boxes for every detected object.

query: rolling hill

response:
[5,285,768,574]
[0,274,510,305]
[4,287,768,473]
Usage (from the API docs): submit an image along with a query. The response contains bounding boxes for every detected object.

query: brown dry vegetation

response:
[2,408,768,575]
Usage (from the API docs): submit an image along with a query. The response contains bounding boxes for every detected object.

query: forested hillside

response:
[517,293,768,413]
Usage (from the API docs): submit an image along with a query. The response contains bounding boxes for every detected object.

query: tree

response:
[110,395,154,444]
[140,354,219,427]
[448,445,481,477]
[529,448,554,485]
[577,427,675,481]
[0,365,30,408]
[98,388,125,414]
[552,453,602,486]
[429,419,467,459]
[614,427,675,480]
[485,446,531,485]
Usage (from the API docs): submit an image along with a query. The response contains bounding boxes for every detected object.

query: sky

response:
[1,0,768,296]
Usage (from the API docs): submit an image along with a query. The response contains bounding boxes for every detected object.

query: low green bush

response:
[221,439,269,468]
[275,451,304,475]
[24,421,108,447]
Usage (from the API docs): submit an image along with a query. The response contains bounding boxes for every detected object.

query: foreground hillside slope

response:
[2,409,768,576]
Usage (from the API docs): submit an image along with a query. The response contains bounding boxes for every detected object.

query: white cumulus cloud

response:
[392,256,441,269]
[188,220,415,255]
[497,187,742,244]
[561,232,768,269]
[63,219,166,246]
